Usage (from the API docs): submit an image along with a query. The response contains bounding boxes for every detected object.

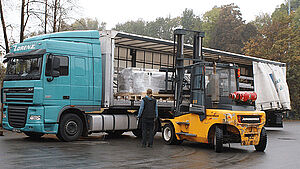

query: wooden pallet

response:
[115,92,174,101]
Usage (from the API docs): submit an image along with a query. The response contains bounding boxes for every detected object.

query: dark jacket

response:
[137,96,158,119]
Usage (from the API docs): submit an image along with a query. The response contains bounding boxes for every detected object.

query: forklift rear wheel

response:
[57,113,83,142]
[24,132,44,139]
[162,123,183,145]
[214,126,223,153]
[255,127,267,152]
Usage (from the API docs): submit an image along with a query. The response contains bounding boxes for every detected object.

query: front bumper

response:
[2,121,58,134]
[2,105,58,134]
[239,125,262,145]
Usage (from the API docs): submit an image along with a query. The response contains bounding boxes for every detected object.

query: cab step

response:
[176,122,190,125]
[176,132,196,137]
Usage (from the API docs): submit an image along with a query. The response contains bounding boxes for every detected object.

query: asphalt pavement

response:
[0,121,300,169]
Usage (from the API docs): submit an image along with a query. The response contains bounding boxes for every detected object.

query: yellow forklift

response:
[161,29,267,152]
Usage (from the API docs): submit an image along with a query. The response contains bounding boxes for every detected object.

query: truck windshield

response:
[4,55,43,81]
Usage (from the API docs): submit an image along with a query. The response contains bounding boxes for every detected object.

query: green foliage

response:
[70,18,106,31]
[113,8,201,43]
[114,19,147,36]
[146,16,181,40]
[209,4,257,54]
[180,9,202,43]
[202,7,221,46]
[244,1,300,116]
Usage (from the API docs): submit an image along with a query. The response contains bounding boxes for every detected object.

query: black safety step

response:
[176,122,190,125]
[176,132,197,137]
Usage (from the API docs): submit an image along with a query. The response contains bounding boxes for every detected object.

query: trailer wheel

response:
[255,127,267,152]
[57,113,83,142]
[214,126,223,153]
[24,132,44,139]
[162,123,183,145]
[132,129,142,138]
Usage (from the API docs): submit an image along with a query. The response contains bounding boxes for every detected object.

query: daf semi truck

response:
[1,30,289,151]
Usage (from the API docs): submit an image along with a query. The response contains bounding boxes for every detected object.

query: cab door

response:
[70,56,90,105]
[43,55,70,123]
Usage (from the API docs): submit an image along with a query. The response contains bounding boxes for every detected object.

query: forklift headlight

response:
[29,115,41,120]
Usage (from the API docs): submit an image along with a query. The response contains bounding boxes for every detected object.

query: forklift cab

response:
[161,29,267,153]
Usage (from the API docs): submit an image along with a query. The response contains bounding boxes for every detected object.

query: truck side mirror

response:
[47,55,60,82]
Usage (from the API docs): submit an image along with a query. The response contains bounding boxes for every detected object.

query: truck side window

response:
[45,55,69,76]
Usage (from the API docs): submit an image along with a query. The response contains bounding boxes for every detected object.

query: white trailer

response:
[99,30,290,127]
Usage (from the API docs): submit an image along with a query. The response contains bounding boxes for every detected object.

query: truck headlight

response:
[29,115,41,120]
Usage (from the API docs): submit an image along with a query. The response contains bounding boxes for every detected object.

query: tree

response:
[180,8,202,44]
[209,3,257,54]
[146,16,180,40]
[113,9,202,42]
[114,19,147,36]
[0,0,9,53]
[202,6,221,47]
[70,18,106,31]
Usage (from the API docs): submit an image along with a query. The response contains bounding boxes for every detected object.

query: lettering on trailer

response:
[13,44,36,52]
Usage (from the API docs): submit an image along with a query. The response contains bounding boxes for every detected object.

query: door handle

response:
[63,96,70,99]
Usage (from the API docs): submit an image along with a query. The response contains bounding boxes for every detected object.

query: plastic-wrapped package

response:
[117,68,172,94]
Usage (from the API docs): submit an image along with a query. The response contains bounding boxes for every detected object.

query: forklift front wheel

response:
[255,127,267,152]
[162,123,183,145]
[214,125,223,153]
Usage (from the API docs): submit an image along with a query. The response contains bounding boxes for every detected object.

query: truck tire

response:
[162,123,183,145]
[106,130,125,137]
[57,113,83,142]
[255,127,267,152]
[24,132,44,139]
[214,126,223,153]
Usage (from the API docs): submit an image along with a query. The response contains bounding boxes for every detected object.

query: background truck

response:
[1,29,289,142]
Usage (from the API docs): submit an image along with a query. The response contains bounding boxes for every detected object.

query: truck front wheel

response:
[162,123,183,145]
[214,126,223,153]
[255,127,267,152]
[24,132,44,139]
[57,113,83,142]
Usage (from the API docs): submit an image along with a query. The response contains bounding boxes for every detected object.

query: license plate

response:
[12,128,21,133]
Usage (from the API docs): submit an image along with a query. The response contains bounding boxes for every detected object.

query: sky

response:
[78,0,286,29]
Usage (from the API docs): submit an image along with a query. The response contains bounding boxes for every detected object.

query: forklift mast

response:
[173,29,206,117]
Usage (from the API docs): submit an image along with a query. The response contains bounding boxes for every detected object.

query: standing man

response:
[137,89,158,148]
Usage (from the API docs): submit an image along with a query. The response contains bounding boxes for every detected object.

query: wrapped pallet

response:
[117,68,172,94]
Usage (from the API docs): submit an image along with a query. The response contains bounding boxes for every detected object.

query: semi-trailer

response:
[1,29,289,152]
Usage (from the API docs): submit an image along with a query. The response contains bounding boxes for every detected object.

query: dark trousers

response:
[142,118,154,146]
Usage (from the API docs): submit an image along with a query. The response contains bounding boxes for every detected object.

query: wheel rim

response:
[164,126,172,141]
[65,121,78,136]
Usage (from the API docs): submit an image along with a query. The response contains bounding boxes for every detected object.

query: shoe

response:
[142,144,146,148]
[148,144,153,148]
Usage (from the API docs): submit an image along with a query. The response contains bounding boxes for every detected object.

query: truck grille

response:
[3,87,34,103]
[8,106,28,128]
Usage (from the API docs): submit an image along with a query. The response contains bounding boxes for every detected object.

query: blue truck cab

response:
[1,31,106,141]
